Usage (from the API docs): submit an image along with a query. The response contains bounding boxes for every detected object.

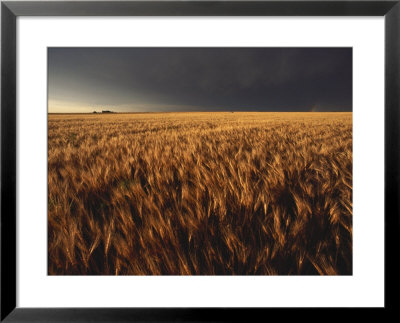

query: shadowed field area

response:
[48,112,352,275]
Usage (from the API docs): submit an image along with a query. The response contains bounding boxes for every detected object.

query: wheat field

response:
[48,112,352,275]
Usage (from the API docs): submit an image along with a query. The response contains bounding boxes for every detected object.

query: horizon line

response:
[48,111,353,114]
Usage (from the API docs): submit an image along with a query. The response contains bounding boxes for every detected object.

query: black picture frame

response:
[1,0,399,321]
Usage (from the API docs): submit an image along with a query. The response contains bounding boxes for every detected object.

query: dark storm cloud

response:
[48,47,352,112]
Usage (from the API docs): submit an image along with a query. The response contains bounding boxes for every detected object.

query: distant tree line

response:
[93,110,115,114]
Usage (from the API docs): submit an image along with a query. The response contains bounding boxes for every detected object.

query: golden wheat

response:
[48,112,352,275]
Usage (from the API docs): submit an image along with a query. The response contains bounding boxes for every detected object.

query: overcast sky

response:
[48,47,352,113]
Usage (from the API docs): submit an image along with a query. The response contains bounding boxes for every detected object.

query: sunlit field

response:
[48,112,352,275]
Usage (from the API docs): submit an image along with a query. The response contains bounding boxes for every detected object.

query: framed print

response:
[1,0,399,321]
